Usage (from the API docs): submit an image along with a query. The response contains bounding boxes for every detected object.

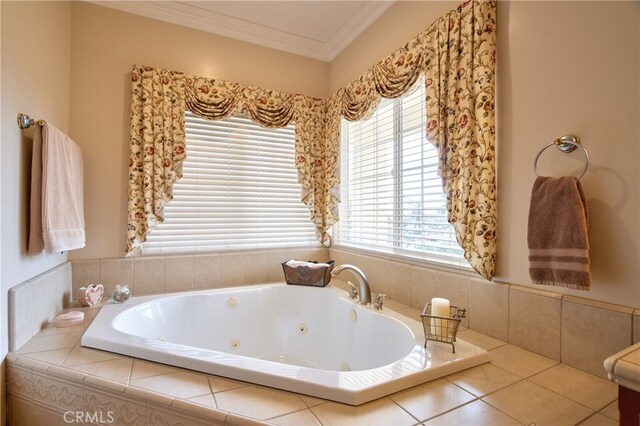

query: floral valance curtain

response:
[127,67,331,254]
[127,0,496,280]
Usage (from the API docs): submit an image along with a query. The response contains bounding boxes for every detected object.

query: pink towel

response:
[527,176,590,290]
[29,122,85,253]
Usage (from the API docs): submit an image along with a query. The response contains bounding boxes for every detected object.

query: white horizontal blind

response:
[335,75,467,267]
[142,111,319,255]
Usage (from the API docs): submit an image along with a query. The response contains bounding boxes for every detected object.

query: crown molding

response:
[324,1,395,62]
[88,1,395,62]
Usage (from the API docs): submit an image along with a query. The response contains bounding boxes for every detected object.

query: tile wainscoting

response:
[8,262,72,352]
[10,247,639,381]
[329,248,640,379]
[70,248,330,302]
[5,294,620,426]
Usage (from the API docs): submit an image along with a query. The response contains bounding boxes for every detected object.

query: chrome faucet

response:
[331,264,371,305]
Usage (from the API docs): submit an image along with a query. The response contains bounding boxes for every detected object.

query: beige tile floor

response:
[11,301,620,426]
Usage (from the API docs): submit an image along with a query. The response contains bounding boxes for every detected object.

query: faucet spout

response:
[331,264,371,304]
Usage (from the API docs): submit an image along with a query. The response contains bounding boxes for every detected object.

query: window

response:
[142,111,319,255]
[335,75,467,267]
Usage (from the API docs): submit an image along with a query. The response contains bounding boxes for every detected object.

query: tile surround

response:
[580,413,618,426]
[165,255,195,292]
[8,261,72,352]
[10,247,638,424]
[509,285,562,361]
[330,248,637,382]
[468,278,509,342]
[389,378,475,422]
[562,297,633,378]
[67,248,640,382]
[194,253,222,290]
[71,259,100,298]
[133,256,165,295]
[528,363,617,410]
[70,247,330,299]
[215,386,308,421]
[311,397,417,425]
[221,252,247,286]
[99,258,133,298]
[456,329,507,351]
[5,297,624,426]
[488,344,558,378]
[483,380,594,425]
[434,271,470,328]
[423,399,521,425]
[13,248,639,385]
[409,266,437,310]
[446,363,521,397]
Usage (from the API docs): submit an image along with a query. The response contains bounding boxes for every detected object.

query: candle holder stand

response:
[420,303,466,353]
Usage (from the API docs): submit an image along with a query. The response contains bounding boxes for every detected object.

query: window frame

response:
[334,78,470,271]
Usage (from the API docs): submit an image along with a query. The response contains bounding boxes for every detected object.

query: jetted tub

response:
[81,283,488,405]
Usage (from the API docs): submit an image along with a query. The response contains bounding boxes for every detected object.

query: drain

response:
[349,310,357,321]
[227,296,240,308]
[340,363,351,371]
[230,339,240,350]
[298,324,308,334]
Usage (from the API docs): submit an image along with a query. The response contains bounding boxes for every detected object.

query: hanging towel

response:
[28,125,45,253]
[527,176,590,290]
[29,122,85,253]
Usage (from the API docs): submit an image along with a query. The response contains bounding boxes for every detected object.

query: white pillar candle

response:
[430,297,450,338]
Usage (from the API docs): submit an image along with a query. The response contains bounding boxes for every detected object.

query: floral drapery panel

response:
[127,68,332,254]
[326,0,497,279]
[127,66,186,254]
[127,0,496,279]
[424,0,497,279]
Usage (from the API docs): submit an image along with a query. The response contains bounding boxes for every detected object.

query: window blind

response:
[335,75,467,267]
[142,111,319,255]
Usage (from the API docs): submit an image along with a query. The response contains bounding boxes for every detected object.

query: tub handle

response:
[347,281,359,300]
[373,294,387,311]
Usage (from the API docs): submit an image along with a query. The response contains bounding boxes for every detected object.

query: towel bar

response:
[17,113,45,129]
[533,135,589,180]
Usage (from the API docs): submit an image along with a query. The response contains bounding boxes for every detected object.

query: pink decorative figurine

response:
[77,284,104,307]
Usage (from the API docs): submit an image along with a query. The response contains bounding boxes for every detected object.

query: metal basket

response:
[420,303,467,353]
[281,260,334,287]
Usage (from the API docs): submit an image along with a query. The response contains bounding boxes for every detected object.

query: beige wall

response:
[496,1,639,307]
[0,1,71,359]
[3,1,636,315]
[68,2,329,261]
[331,1,640,307]
[0,2,4,422]
[329,1,457,92]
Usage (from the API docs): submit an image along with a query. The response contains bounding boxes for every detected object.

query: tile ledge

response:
[562,295,635,315]
[508,283,563,299]
[171,398,229,423]
[469,277,510,288]
[225,412,271,426]
[7,261,71,294]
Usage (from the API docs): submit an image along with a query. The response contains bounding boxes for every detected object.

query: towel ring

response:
[533,135,589,180]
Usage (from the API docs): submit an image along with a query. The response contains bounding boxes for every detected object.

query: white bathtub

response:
[81,283,488,405]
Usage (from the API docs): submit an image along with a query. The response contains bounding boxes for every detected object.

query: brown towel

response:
[528,176,590,290]
[28,125,45,253]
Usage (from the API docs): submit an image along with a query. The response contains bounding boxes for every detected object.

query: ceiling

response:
[91,1,396,62]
